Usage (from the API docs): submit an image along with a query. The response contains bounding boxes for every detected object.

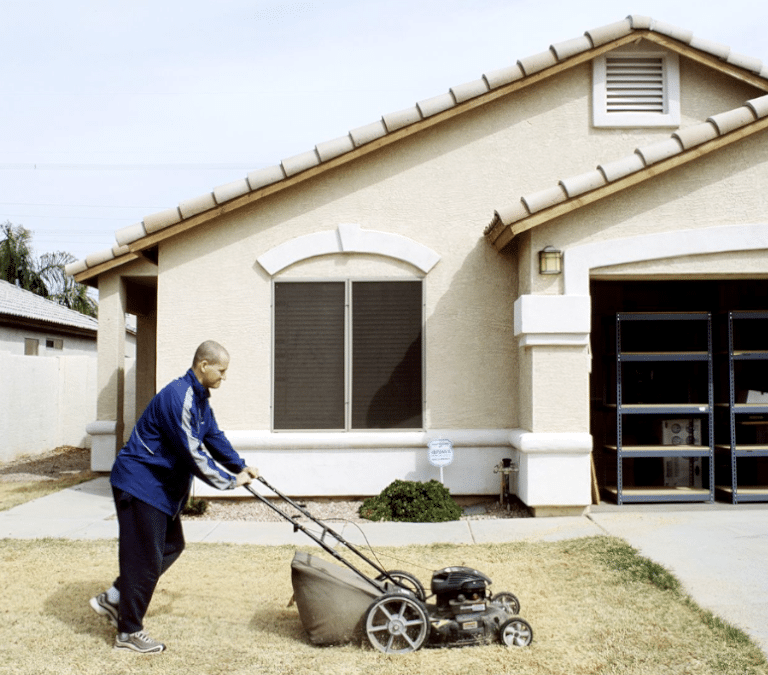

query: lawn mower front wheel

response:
[499,617,533,647]
[364,593,431,653]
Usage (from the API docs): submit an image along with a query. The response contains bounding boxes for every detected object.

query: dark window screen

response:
[274,282,345,429]
[352,281,422,429]
[273,280,422,430]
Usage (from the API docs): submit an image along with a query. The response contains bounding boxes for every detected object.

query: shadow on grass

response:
[248,605,313,644]
[44,581,114,646]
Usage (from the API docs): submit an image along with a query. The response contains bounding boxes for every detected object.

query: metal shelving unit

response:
[606,312,714,505]
[715,311,768,503]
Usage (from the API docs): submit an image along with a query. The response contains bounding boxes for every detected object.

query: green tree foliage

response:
[0,221,97,318]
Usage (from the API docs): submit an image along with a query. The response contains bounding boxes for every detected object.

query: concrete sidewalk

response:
[1,477,767,657]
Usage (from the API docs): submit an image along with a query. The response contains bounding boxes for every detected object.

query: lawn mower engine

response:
[428,566,524,647]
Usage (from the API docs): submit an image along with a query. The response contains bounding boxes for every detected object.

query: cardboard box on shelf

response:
[664,456,703,489]
[736,390,768,404]
[659,418,702,446]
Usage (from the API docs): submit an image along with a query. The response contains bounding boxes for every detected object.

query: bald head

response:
[192,340,229,369]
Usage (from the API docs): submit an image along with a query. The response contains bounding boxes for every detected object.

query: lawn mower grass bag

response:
[291,551,381,645]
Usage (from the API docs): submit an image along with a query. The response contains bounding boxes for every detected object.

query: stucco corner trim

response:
[509,429,593,454]
[513,295,591,338]
[256,224,441,275]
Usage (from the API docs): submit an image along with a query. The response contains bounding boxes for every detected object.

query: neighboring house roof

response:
[66,14,768,282]
[0,279,98,334]
[485,93,768,250]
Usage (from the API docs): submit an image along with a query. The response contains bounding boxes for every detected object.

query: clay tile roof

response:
[485,94,768,249]
[0,279,98,332]
[66,15,768,280]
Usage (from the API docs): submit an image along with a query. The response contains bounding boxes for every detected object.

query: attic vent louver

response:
[605,56,664,114]
[593,51,680,128]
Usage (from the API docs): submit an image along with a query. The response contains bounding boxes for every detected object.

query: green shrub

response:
[182,496,208,516]
[358,479,462,523]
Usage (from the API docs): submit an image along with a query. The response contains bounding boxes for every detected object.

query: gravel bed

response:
[185,495,531,523]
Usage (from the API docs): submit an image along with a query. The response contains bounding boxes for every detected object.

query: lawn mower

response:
[243,477,534,654]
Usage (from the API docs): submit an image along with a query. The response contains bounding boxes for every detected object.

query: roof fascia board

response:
[490,114,768,250]
[73,251,140,285]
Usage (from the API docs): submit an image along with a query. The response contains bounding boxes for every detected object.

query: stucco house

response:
[68,15,768,514]
[0,278,98,356]
[0,279,138,463]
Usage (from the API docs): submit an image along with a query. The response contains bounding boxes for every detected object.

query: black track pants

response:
[111,487,185,634]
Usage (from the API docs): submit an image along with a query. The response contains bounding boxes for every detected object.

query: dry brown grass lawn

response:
[1,536,766,675]
[0,447,95,512]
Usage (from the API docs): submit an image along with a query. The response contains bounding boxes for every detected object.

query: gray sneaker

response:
[89,593,118,628]
[114,631,166,653]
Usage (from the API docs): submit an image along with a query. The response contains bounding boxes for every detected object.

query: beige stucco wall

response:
[91,44,768,505]
[152,46,763,431]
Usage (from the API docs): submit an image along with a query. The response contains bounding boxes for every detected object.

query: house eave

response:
[70,22,768,282]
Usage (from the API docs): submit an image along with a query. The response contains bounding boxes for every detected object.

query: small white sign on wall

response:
[428,438,454,483]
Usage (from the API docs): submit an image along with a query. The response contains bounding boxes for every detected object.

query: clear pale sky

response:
[2,0,767,262]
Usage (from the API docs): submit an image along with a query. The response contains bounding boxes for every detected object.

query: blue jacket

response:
[111,369,245,517]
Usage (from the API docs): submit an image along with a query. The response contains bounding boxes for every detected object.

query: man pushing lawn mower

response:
[90,340,259,653]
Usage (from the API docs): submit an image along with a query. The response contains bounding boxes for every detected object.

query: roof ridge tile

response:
[559,169,607,199]
[522,184,568,213]
[673,120,719,149]
[517,49,559,77]
[482,64,525,90]
[747,94,768,118]
[550,35,593,61]
[247,165,286,190]
[707,106,758,135]
[649,19,693,44]
[115,222,147,247]
[179,192,216,219]
[726,51,763,74]
[383,105,423,132]
[584,18,632,47]
[597,153,646,183]
[627,15,653,30]
[634,137,685,166]
[493,200,530,228]
[417,92,458,118]
[316,135,355,162]
[281,149,321,177]
[689,36,731,61]
[213,177,251,204]
[450,78,490,103]
[143,207,182,234]
[349,119,388,147]
[85,247,117,268]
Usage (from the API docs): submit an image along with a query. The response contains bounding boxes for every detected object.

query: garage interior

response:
[590,279,768,504]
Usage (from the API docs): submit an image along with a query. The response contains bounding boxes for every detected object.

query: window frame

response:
[592,50,680,128]
[271,277,425,432]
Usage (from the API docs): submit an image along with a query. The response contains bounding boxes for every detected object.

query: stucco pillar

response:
[513,294,593,514]
[89,273,126,471]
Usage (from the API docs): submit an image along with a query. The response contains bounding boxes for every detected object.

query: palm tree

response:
[0,222,47,296]
[0,221,98,317]
[39,251,98,317]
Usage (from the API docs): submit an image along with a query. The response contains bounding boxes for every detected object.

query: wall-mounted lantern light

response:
[538,246,562,275]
